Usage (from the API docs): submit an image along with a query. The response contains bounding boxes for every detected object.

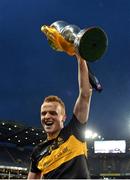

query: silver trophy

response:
[41,21,108,92]
[41,20,108,62]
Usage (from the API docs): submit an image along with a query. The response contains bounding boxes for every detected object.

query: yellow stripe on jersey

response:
[37,135,87,175]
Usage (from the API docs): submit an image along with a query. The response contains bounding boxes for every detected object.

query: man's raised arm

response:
[73,54,92,124]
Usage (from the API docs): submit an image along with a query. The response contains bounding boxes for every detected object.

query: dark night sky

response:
[0,0,130,140]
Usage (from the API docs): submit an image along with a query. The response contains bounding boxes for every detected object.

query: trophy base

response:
[78,27,108,62]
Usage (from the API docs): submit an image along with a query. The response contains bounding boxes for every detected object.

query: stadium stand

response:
[0,120,45,179]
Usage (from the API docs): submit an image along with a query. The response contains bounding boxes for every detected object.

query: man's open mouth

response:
[44,121,54,126]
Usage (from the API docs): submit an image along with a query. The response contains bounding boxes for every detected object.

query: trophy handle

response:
[41,25,75,56]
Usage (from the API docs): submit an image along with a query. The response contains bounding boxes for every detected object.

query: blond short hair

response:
[43,95,66,115]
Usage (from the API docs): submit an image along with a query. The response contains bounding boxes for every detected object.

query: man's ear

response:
[62,114,67,122]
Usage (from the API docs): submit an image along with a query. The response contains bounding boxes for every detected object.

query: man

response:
[28,54,92,179]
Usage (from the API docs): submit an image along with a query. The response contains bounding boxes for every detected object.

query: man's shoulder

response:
[60,114,76,136]
[64,114,82,127]
[62,114,87,141]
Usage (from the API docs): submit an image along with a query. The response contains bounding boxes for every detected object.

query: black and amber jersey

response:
[30,114,90,179]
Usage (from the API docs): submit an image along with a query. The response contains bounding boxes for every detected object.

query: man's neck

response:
[47,131,60,140]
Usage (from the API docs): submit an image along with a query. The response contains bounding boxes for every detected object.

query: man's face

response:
[41,101,65,135]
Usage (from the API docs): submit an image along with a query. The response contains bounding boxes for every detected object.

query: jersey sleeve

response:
[29,145,42,173]
[64,114,87,142]
[29,160,41,173]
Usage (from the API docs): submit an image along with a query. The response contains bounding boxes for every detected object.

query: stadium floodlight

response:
[85,129,101,140]
[85,130,93,139]
[92,132,98,139]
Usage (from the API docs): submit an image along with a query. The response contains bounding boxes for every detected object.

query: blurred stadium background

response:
[0,120,130,179]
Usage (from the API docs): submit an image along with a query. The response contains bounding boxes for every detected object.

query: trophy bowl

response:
[75,27,108,62]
